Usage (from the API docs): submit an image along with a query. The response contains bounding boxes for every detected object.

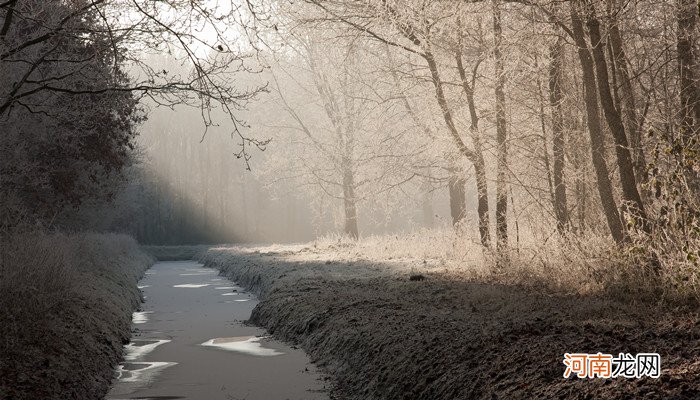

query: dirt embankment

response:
[0,233,154,400]
[202,246,700,400]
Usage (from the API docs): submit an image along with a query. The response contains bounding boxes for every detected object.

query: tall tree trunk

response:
[533,46,556,209]
[584,1,648,228]
[540,120,556,208]
[569,108,588,233]
[425,50,491,246]
[473,142,491,247]
[607,0,648,184]
[570,2,625,243]
[392,19,492,247]
[448,167,467,226]
[493,0,509,252]
[455,47,491,247]
[538,73,556,208]
[341,157,359,239]
[676,0,700,195]
[677,0,700,135]
[421,173,434,228]
[549,34,570,232]
[387,56,456,231]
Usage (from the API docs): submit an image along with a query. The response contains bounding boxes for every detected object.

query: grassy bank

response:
[0,233,153,400]
[200,241,700,400]
[141,245,211,261]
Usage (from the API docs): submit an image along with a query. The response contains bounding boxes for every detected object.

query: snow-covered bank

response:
[0,233,154,400]
[201,244,700,400]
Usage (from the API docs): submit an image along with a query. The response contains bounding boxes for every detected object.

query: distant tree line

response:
[3,0,699,278]
[0,0,265,235]
[242,0,699,272]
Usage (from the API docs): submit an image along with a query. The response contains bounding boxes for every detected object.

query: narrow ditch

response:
[106,260,328,400]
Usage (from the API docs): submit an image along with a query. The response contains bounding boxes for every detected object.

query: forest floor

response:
[200,243,700,400]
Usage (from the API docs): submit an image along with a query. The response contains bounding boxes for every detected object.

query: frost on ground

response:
[0,233,153,400]
[201,236,700,400]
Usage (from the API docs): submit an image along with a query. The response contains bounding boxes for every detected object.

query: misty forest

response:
[1,0,700,399]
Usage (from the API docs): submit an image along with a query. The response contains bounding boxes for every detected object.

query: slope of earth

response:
[0,233,153,400]
[201,245,700,400]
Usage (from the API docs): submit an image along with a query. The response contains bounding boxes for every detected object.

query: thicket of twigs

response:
[0,233,152,399]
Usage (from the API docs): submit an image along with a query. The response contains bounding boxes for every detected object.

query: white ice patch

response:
[137,285,150,289]
[234,299,250,302]
[221,292,238,296]
[115,361,177,383]
[200,336,282,356]
[215,286,239,290]
[124,339,171,361]
[132,311,153,324]
[173,283,210,288]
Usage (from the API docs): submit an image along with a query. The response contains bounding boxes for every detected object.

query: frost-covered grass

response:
[314,228,485,266]
[200,233,700,400]
[141,244,211,261]
[202,225,694,304]
[308,228,618,292]
[309,227,692,303]
[199,228,618,296]
[0,232,153,400]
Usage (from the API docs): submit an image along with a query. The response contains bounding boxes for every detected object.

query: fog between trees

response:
[2,0,699,278]
[6,3,700,399]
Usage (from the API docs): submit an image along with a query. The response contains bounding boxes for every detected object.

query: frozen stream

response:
[106,261,327,400]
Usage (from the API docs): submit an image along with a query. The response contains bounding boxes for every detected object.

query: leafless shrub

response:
[0,232,148,338]
[0,233,77,318]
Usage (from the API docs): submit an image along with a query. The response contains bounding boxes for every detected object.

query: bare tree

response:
[492,0,509,252]
[548,33,570,232]
[583,0,648,229]
[0,0,269,161]
[568,1,625,242]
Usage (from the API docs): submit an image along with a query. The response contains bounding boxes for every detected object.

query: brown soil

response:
[202,246,700,400]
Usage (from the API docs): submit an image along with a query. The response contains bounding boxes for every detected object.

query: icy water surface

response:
[107,261,327,400]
